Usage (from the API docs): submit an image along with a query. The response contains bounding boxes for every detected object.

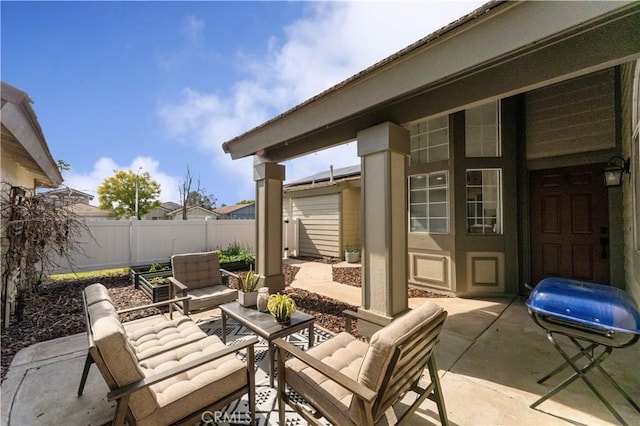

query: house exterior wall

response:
[1,144,38,188]
[218,204,255,219]
[622,60,640,306]
[341,187,361,254]
[291,193,340,258]
[526,68,616,160]
[408,68,621,296]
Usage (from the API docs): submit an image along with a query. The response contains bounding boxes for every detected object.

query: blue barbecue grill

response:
[526,277,640,425]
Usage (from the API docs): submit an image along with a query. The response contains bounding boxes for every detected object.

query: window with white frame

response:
[465,101,501,157]
[409,115,449,165]
[409,171,449,233]
[466,169,502,234]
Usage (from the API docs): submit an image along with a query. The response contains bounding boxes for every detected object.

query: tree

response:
[1,182,91,329]
[187,191,217,209]
[178,166,217,220]
[236,199,255,205]
[97,170,161,219]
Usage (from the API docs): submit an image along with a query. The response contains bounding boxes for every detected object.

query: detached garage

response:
[283,165,361,259]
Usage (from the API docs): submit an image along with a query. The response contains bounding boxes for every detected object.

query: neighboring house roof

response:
[1,81,63,187]
[286,164,360,187]
[166,205,218,217]
[213,203,254,215]
[42,187,94,201]
[66,202,110,218]
[159,201,182,212]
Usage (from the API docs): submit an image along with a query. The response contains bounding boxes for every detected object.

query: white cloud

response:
[158,1,485,184]
[62,156,180,206]
[182,15,205,43]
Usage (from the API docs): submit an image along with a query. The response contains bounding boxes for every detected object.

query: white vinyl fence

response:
[50,218,255,274]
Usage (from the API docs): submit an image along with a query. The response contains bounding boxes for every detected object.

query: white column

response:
[254,157,286,292]
[357,122,410,334]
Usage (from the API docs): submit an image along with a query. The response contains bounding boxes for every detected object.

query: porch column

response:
[357,122,410,335]
[254,157,286,292]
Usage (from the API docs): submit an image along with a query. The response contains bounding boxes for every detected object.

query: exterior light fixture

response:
[603,156,630,188]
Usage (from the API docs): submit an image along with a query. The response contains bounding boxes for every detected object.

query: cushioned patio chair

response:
[169,251,238,314]
[79,283,257,426]
[274,301,448,425]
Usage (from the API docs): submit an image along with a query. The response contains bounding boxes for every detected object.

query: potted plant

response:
[238,268,261,307]
[345,245,360,263]
[267,293,297,324]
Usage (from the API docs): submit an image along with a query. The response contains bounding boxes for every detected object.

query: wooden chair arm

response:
[220,268,239,279]
[273,338,377,403]
[107,337,258,402]
[343,309,390,334]
[168,276,188,292]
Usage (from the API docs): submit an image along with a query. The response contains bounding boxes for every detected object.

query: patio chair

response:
[169,251,238,315]
[79,283,257,426]
[274,301,449,425]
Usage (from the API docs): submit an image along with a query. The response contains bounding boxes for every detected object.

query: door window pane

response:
[465,101,501,157]
[409,171,449,233]
[466,169,502,234]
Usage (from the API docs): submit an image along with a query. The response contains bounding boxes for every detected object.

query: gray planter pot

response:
[345,251,360,263]
[238,290,258,307]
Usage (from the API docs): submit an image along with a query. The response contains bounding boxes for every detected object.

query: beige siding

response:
[292,194,340,257]
[526,69,616,159]
[341,187,361,253]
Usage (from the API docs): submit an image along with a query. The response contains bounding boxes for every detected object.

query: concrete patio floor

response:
[1,261,639,425]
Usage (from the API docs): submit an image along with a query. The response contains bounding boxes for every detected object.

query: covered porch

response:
[3,286,638,425]
[223,1,640,331]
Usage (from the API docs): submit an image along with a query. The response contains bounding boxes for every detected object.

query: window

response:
[465,101,501,157]
[409,171,449,233]
[466,169,502,234]
[409,115,449,165]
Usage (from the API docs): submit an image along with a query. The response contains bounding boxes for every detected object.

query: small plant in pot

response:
[238,268,261,307]
[345,245,360,263]
[267,293,297,324]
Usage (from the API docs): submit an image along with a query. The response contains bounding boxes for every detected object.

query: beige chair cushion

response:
[187,286,238,312]
[127,315,209,360]
[84,283,114,306]
[171,252,222,290]
[135,335,248,426]
[89,300,157,420]
[285,332,369,426]
[349,301,443,423]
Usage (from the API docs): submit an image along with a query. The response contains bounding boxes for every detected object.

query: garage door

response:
[292,194,340,257]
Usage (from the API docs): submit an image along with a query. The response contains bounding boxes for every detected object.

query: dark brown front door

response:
[530,164,610,285]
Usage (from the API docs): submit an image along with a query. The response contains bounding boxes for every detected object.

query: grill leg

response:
[531,332,631,425]
[537,341,598,384]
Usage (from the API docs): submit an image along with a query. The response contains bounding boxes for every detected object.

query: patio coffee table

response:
[220,302,315,387]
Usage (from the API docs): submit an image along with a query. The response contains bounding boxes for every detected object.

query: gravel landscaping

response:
[1,260,443,382]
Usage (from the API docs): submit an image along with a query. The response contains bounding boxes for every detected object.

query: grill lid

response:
[526,277,640,334]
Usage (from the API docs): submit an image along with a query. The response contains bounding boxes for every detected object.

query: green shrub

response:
[215,243,255,264]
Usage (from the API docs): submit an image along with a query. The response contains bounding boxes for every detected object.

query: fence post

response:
[205,216,210,252]
[130,217,139,266]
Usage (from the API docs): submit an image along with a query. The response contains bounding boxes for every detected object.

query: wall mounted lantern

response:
[603,156,630,188]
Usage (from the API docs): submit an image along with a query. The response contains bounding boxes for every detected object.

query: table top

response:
[220,302,315,340]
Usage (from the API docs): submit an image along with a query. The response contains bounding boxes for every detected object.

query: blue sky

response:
[2,1,484,207]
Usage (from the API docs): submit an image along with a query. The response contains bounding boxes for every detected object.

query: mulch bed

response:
[1,261,443,382]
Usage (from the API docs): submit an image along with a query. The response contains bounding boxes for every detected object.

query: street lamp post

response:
[135,167,142,219]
